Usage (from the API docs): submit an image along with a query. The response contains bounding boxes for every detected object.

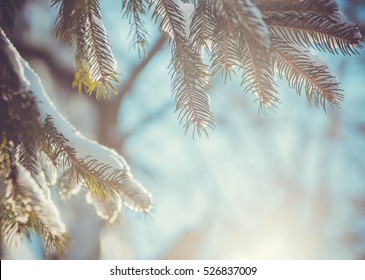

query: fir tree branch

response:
[239,37,279,111]
[122,0,149,57]
[255,0,339,18]
[53,0,119,99]
[1,30,43,177]
[190,0,215,52]
[40,115,153,212]
[210,22,240,81]
[265,11,362,55]
[40,115,126,200]
[2,164,69,257]
[172,43,215,137]
[272,38,343,110]
[0,0,25,32]
[215,0,270,48]
[16,135,39,177]
[152,0,214,136]
[52,0,78,45]
[84,1,118,86]
[0,136,15,179]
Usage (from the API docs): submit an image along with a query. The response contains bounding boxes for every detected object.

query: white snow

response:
[38,151,58,186]
[215,0,270,47]
[1,31,152,215]
[118,178,153,213]
[57,169,82,200]
[0,29,30,89]
[20,58,129,174]
[241,0,270,46]
[10,164,66,235]
[151,0,194,41]
[176,0,195,39]
[334,10,362,41]
[86,192,121,223]
[21,54,153,213]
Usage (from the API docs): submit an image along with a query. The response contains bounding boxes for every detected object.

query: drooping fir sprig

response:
[52,0,119,99]
[152,0,215,137]
[239,37,280,111]
[1,28,68,256]
[189,0,215,53]
[39,114,152,214]
[272,37,343,110]
[0,77,69,257]
[1,164,70,257]
[41,116,121,199]
[0,0,26,32]
[215,0,270,48]
[122,0,150,57]
[264,10,362,55]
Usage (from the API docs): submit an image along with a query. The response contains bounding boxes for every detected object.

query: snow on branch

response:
[2,164,69,256]
[16,41,152,213]
[0,28,152,255]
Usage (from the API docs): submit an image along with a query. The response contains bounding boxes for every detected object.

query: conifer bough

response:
[52,0,363,134]
[0,0,363,256]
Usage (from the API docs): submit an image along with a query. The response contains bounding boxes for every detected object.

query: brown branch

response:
[122,101,173,141]
[119,36,167,101]
[97,35,167,149]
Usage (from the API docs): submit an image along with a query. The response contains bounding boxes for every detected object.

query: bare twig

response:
[97,36,167,149]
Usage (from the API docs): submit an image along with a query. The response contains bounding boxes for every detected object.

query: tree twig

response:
[97,35,167,149]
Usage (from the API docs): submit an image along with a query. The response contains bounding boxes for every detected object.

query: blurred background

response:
[1,0,365,259]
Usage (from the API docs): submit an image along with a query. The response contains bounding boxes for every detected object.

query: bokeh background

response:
[2,0,365,259]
